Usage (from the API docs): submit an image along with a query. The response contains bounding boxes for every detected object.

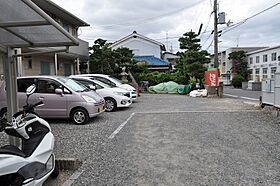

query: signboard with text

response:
[205,70,219,86]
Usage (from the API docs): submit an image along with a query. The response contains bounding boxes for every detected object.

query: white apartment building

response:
[208,47,265,85]
[247,46,280,82]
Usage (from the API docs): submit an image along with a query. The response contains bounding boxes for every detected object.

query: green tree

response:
[228,50,249,81]
[176,31,210,84]
[89,38,115,74]
[89,39,149,82]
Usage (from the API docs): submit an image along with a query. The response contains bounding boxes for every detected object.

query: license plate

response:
[99,105,104,112]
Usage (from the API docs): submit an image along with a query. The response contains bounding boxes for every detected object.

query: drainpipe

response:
[54,53,58,76]
[15,48,22,76]
[87,60,90,74]
[76,57,80,75]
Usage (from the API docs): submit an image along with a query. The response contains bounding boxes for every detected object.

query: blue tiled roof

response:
[134,56,170,66]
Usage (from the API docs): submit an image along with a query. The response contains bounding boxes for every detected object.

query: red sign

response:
[205,70,218,86]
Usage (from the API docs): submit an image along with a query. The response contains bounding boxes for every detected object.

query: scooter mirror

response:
[26,84,36,96]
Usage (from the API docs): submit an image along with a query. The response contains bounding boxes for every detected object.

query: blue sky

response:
[52,0,280,54]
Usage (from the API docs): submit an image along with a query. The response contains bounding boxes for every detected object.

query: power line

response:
[221,2,280,36]
[201,33,213,47]
[83,0,207,30]
[205,38,214,50]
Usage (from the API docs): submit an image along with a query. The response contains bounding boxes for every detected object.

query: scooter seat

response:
[0,145,25,157]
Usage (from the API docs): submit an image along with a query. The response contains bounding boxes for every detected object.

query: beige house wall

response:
[21,54,74,76]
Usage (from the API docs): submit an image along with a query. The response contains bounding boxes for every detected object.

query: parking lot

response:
[2,94,280,185]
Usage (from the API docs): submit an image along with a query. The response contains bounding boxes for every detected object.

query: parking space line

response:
[240,96,259,101]
[223,93,238,98]
[62,170,83,186]
[224,94,259,101]
[108,113,135,139]
[136,110,261,114]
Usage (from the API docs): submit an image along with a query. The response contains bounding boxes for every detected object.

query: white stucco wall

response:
[111,38,162,58]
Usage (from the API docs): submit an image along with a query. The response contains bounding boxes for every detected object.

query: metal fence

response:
[261,72,280,108]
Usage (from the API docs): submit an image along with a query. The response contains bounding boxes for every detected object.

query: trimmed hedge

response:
[137,72,187,86]
[232,75,244,88]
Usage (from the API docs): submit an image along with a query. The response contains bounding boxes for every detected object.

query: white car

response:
[73,74,137,100]
[70,76,132,112]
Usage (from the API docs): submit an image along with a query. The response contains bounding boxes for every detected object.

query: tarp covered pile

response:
[148,81,193,95]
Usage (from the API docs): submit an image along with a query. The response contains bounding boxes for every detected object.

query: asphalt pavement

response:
[1,94,280,185]
[223,86,262,101]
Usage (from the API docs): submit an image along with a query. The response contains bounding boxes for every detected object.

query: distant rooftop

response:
[110,31,166,51]
[134,56,170,66]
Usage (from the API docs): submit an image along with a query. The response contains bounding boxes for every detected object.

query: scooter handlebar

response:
[0,118,7,132]
[33,101,44,108]
[23,101,44,113]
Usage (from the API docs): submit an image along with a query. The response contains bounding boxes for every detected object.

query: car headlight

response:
[113,92,125,96]
[82,95,97,103]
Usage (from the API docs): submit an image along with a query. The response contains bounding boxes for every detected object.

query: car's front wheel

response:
[105,98,117,112]
[71,108,89,125]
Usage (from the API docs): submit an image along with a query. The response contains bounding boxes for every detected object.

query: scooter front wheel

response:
[50,162,60,178]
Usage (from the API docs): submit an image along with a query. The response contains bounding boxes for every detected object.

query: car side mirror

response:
[89,85,96,90]
[55,88,63,95]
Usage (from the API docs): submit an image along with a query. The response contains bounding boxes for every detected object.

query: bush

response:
[232,74,244,88]
[137,72,187,86]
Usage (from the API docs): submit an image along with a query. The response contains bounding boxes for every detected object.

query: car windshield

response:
[92,79,111,88]
[58,77,89,92]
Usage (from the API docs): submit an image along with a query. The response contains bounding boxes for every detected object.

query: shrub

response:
[137,72,188,86]
[232,74,244,88]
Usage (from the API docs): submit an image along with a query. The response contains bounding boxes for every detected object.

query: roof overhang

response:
[0,0,79,50]
[110,31,166,51]
[31,0,90,27]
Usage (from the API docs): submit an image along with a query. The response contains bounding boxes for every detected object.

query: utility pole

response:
[213,0,219,68]
[166,32,169,52]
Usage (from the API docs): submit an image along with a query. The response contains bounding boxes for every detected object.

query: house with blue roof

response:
[134,55,172,72]
[110,31,172,73]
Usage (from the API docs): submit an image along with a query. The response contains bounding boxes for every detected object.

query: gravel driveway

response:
[1,94,280,185]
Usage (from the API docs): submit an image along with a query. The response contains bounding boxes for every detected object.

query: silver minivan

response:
[0,76,105,125]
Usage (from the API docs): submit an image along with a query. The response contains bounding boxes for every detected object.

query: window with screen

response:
[256,56,260,63]
[272,53,277,61]
[263,55,268,62]
[271,67,277,78]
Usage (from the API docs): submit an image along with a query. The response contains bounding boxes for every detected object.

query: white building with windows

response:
[247,46,280,82]
[208,47,265,85]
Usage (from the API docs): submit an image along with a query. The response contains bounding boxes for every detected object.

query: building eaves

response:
[110,31,166,51]
[246,46,280,55]
[32,0,89,27]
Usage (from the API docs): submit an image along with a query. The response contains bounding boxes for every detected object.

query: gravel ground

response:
[1,94,280,185]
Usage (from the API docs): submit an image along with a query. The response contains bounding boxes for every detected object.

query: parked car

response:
[0,76,105,125]
[72,74,137,100]
[70,76,132,112]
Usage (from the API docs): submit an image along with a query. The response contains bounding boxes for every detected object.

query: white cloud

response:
[51,0,280,53]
